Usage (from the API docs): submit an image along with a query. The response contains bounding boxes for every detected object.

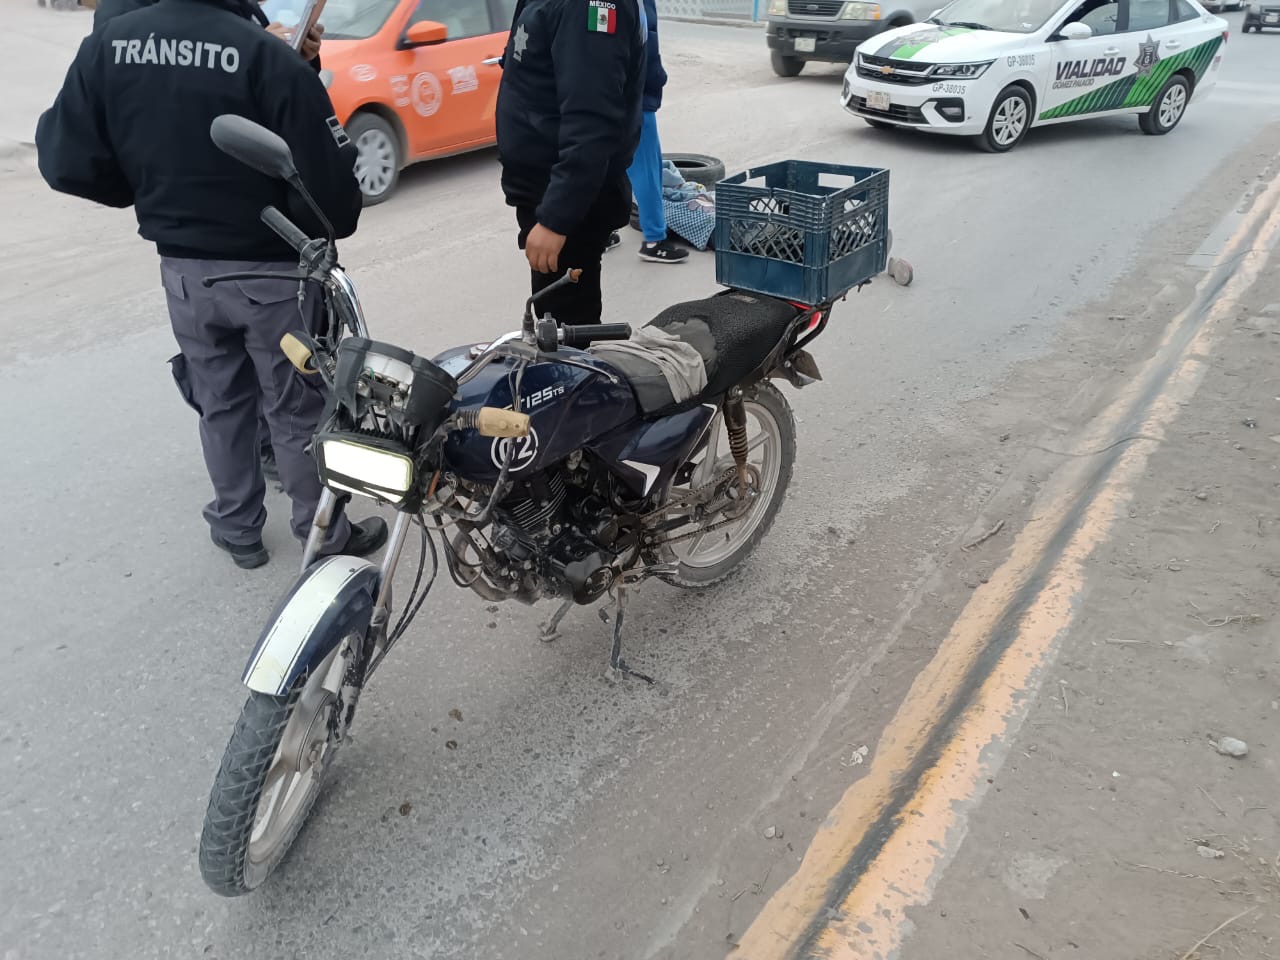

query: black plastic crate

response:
[714,160,890,305]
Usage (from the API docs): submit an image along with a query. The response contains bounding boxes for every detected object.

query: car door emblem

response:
[1134,35,1161,77]
[411,72,443,118]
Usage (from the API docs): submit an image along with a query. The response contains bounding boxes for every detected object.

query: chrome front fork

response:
[301,489,415,627]
[300,488,340,572]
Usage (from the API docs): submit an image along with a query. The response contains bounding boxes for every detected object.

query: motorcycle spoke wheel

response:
[199,645,346,896]
[657,382,796,588]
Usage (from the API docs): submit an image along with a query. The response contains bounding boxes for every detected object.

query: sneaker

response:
[211,530,270,570]
[605,232,622,253]
[638,240,689,265]
[341,517,389,557]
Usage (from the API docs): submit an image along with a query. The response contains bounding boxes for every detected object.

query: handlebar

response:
[561,323,632,349]
[261,205,311,254]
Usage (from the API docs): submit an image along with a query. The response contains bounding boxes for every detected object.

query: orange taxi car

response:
[317,0,512,203]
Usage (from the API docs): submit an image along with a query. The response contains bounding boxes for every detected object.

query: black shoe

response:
[210,530,269,569]
[605,232,622,252]
[638,240,690,264]
[261,450,280,482]
[342,517,389,557]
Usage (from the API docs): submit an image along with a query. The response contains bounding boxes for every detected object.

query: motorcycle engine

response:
[487,469,621,605]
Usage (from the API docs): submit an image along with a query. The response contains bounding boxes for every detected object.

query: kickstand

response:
[539,596,575,643]
[605,582,655,685]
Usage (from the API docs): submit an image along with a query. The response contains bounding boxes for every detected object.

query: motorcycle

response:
[196,115,882,896]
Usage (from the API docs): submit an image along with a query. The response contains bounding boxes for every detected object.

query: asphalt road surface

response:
[2,8,1279,960]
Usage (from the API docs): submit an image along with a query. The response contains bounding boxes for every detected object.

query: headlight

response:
[842,1,882,18]
[317,435,415,505]
[931,61,993,78]
[769,0,787,15]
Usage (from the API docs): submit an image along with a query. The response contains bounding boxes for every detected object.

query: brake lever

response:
[498,336,619,383]
[543,353,620,385]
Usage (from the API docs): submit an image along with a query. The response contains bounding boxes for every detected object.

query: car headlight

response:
[842,1,882,18]
[931,61,993,78]
[317,435,415,505]
[769,0,787,15]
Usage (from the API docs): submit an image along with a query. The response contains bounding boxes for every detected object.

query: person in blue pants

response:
[628,0,688,264]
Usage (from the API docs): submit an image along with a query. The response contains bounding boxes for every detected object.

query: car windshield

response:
[930,0,1066,33]
[311,0,403,39]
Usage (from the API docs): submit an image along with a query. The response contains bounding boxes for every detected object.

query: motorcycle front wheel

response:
[198,645,344,896]
[658,380,796,588]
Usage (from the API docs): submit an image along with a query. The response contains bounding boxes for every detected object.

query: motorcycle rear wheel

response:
[658,381,796,588]
[198,646,343,896]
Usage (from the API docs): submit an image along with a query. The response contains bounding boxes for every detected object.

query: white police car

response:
[841,0,1228,150]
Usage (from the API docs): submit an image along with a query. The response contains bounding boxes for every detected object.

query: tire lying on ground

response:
[663,153,726,188]
[629,153,726,232]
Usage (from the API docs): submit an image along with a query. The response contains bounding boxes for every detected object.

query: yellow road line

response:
[735,172,1280,960]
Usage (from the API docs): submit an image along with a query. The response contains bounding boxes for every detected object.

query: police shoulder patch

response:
[326,116,351,149]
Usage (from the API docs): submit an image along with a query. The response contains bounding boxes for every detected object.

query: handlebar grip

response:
[475,407,530,439]
[561,323,632,349]
[260,205,311,254]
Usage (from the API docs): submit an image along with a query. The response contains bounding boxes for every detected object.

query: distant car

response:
[764,0,937,76]
[1243,0,1280,29]
[1200,0,1242,11]
[840,0,1228,151]
[317,0,511,204]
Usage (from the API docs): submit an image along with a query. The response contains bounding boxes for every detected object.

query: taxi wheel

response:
[977,86,1032,153]
[1140,75,1190,136]
[348,113,402,206]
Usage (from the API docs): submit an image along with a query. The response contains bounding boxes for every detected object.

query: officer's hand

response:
[265,22,324,60]
[526,224,567,275]
[301,23,324,61]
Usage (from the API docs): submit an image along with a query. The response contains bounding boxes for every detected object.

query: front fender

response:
[242,556,381,695]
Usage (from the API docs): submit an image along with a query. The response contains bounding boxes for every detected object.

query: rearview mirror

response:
[1058,21,1093,39]
[210,115,298,182]
[403,20,448,46]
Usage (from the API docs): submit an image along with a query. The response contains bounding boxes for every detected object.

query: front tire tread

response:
[198,690,299,897]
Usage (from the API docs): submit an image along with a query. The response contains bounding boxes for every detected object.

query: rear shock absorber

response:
[723,392,751,491]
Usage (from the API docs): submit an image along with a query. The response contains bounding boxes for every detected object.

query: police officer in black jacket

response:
[36,0,387,569]
[496,0,645,325]
[82,0,323,485]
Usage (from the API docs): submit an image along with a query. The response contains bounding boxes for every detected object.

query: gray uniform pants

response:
[162,257,351,549]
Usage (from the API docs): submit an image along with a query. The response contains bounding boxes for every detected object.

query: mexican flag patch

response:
[588,0,617,33]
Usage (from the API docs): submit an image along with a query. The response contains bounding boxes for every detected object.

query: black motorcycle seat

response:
[601,291,803,416]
